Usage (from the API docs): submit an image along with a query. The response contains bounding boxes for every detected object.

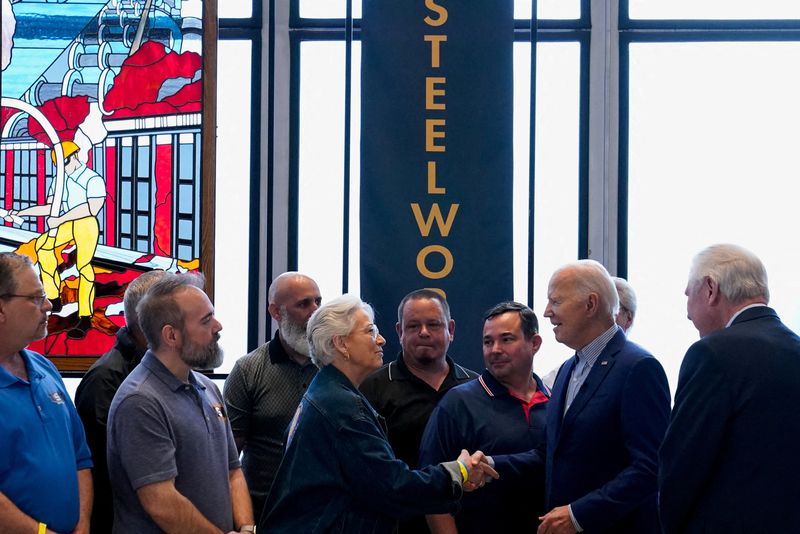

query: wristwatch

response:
[240,525,256,533]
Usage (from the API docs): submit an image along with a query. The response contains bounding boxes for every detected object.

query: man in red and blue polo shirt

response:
[420,301,549,533]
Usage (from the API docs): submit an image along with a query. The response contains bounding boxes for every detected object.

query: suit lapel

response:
[557,330,625,442]
[549,356,577,441]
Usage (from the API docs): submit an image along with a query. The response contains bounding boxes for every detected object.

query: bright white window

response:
[627,41,800,394]
[514,42,582,377]
[219,0,253,19]
[515,0,581,20]
[215,40,252,371]
[628,0,800,20]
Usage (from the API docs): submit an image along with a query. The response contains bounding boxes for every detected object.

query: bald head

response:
[268,272,322,325]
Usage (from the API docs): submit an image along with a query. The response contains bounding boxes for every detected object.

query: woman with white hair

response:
[259,294,497,533]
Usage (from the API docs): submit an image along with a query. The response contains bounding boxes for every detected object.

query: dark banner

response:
[360,0,514,372]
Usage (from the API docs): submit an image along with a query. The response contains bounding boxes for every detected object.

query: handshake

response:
[455,449,499,492]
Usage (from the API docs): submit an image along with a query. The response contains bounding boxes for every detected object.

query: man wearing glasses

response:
[0,252,93,534]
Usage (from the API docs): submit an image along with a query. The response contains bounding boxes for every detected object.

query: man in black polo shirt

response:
[360,289,478,534]
[74,269,166,534]
[223,272,322,517]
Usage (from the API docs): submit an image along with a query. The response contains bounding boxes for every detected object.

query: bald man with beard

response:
[224,272,322,516]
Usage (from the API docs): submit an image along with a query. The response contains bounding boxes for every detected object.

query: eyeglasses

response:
[364,323,380,341]
[0,293,49,306]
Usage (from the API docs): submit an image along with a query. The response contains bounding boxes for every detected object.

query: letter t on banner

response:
[360,0,514,371]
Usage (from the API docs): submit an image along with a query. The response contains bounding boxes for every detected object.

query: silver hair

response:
[554,259,619,318]
[613,277,637,318]
[306,294,374,367]
[689,244,769,304]
[123,270,168,334]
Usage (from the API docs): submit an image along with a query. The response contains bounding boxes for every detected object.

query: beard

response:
[180,334,224,370]
[280,313,310,357]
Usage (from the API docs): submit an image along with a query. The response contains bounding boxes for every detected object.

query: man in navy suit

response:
[493,260,670,533]
[659,244,800,533]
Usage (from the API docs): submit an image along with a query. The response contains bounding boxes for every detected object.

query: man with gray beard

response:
[107,272,254,534]
[224,272,322,517]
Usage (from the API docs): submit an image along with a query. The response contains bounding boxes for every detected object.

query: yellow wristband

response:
[457,460,469,483]
[38,523,47,534]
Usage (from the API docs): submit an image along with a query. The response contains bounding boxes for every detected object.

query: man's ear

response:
[706,277,722,305]
[268,303,281,322]
[447,319,456,341]
[161,324,181,349]
[530,333,543,354]
[585,293,600,317]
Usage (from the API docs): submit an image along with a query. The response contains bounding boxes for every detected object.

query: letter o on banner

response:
[416,245,454,279]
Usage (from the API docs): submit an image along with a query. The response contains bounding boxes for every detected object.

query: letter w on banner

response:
[360,0,514,371]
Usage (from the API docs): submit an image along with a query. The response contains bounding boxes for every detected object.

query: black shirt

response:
[360,354,478,534]
[223,330,318,517]
[74,326,145,534]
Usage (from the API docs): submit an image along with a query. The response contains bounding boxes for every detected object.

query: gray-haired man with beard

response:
[223,272,322,516]
[107,272,254,534]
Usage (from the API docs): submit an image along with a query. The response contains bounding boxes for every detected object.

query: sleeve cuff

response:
[568,504,584,532]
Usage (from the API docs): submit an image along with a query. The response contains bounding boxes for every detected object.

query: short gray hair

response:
[554,259,619,318]
[124,270,168,335]
[0,253,33,296]
[136,272,205,350]
[613,277,637,318]
[689,244,769,304]
[306,294,374,367]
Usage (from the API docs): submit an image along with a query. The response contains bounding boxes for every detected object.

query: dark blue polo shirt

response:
[107,351,240,533]
[0,350,92,533]
[419,370,550,533]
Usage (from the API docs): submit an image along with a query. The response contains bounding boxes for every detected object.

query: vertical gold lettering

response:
[426,119,446,152]
[423,35,447,68]
[417,245,454,279]
[426,77,446,110]
[427,161,445,194]
[410,203,460,236]
[424,0,449,26]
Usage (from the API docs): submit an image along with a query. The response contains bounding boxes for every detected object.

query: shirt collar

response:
[391,353,469,382]
[140,351,206,392]
[726,303,768,328]
[269,329,314,367]
[0,350,44,388]
[478,368,550,399]
[577,323,619,368]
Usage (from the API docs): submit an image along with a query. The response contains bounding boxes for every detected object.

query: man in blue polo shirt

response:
[0,252,93,534]
[420,301,549,533]
[107,272,255,534]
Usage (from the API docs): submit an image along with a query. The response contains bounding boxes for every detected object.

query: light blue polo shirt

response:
[0,350,93,533]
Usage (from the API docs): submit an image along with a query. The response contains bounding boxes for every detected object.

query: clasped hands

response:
[457,449,499,492]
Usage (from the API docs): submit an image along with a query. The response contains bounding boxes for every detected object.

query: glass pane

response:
[512,42,581,378]
[629,0,800,20]
[300,0,362,19]
[348,43,362,294]
[627,42,800,394]
[219,0,253,19]
[215,39,253,372]
[514,0,581,20]
[297,41,346,299]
